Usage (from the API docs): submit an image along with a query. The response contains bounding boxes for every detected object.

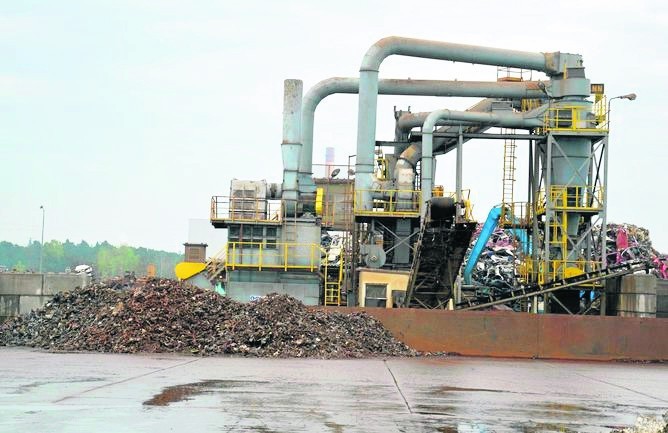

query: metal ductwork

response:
[298,77,546,196]
[418,107,546,214]
[281,79,303,216]
[354,36,583,211]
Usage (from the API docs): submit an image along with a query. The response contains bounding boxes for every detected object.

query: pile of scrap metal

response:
[599,223,667,279]
[460,222,666,309]
[461,225,522,309]
[1,278,415,358]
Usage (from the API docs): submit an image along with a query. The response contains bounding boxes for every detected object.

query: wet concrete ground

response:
[0,348,666,432]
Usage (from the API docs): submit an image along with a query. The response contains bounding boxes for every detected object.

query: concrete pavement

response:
[1,347,666,432]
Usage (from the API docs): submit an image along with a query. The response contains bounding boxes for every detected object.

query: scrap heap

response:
[0,279,414,358]
[464,222,666,292]
[466,225,518,290]
[601,223,667,277]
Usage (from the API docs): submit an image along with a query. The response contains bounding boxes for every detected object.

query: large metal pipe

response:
[299,77,546,193]
[281,79,303,216]
[418,108,544,216]
[355,36,578,210]
[396,104,545,170]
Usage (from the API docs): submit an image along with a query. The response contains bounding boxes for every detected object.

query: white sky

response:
[1,0,666,253]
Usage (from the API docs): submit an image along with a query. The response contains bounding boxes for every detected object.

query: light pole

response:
[39,205,45,274]
[607,93,637,129]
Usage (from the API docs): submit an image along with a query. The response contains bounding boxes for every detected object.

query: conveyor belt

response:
[456,260,652,311]
[403,200,477,308]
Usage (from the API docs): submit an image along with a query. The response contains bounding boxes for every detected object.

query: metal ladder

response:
[500,128,516,224]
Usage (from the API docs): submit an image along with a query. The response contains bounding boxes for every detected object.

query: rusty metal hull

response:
[328,308,668,361]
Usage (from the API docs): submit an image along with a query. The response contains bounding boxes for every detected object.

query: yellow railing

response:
[535,185,604,214]
[441,189,474,222]
[549,185,603,211]
[225,242,320,272]
[500,202,532,227]
[353,189,422,217]
[211,196,282,223]
[543,105,608,132]
[594,95,607,126]
[323,255,344,306]
[520,259,602,286]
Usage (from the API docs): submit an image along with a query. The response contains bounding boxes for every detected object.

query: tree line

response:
[0,240,183,278]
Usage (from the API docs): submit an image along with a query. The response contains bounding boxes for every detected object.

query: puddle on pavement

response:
[534,402,596,413]
[414,404,458,416]
[143,379,268,407]
[323,421,345,433]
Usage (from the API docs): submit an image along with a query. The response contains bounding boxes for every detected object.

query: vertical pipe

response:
[528,139,534,223]
[282,79,303,216]
[354,71,379,210]
[544,136,553,313]
[421,130,434,218]
[456,125,463,221]
[528,139,535,313]
[600,135,609,315]
[532,141,542,311]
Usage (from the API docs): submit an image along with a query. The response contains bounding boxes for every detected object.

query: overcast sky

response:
[1,0,666,253]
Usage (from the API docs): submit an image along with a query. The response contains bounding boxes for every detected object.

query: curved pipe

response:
[397,104,545,170]
[298,77,545,191]
[355,36,576,210]
[360,37,554,74]
[398,103,545,136]
[419,108,544,215]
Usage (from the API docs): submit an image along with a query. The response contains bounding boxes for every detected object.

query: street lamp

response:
[607,93,637,129]
[39,205,45,274]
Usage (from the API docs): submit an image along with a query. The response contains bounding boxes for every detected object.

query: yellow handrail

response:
[225,241,320,272]
[520,259,602,285]
[210,196,283,223]
[543,105,608,132]
[353,189,422,217]
[549,185,603,211]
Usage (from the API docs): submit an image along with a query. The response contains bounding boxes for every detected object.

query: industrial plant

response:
[175,36,659,318]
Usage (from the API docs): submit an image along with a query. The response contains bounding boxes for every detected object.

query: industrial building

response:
[176,36,657,317]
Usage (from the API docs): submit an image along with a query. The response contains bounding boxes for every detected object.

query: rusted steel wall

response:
[327,308,668,361]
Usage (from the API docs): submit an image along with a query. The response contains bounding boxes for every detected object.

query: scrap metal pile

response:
[466,225,518,290]
[463,222,666,301]
[600,223,668,278]
[0,279,414,358]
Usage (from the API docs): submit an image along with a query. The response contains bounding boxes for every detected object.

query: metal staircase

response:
[323,256,344,306]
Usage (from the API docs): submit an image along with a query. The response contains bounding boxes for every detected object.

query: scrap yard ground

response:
[1,348,666,432]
